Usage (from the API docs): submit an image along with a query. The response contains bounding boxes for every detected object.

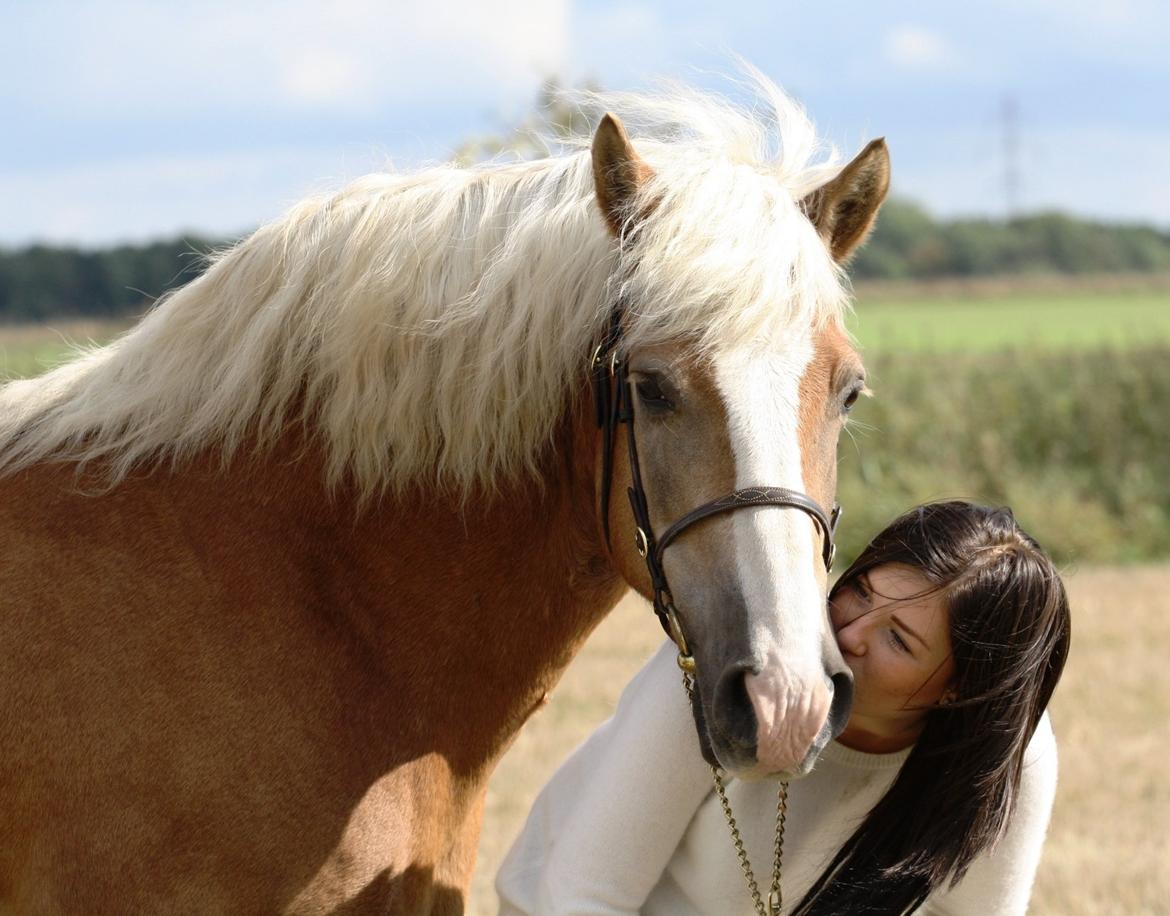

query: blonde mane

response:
[0,75,849,500]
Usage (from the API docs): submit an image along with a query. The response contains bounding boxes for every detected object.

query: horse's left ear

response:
[592,112,655,237]
[802,138,891,262]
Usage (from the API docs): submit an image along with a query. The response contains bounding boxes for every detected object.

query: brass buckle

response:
[634,527,649,558]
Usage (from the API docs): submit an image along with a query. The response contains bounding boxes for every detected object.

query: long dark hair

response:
[791,501,1071,915]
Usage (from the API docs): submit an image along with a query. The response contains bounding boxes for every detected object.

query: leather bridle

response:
[592,304,842,671]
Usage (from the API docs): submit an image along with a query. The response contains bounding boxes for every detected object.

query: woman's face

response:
[830,563,955,752]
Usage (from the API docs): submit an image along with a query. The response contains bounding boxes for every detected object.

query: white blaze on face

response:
[713,336,832,773]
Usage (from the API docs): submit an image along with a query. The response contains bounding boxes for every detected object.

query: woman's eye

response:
[888,629,910,653]
[852,579,870,600]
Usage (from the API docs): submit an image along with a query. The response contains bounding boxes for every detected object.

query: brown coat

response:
[0,402,623,913]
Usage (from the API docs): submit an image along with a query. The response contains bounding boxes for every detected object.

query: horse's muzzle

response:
[744,670,831,773]
[709,657,853,777]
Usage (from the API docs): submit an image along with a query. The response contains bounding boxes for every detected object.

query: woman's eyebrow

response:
[891,614,930,651]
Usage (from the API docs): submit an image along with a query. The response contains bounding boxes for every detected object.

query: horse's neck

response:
[220,400,623,773]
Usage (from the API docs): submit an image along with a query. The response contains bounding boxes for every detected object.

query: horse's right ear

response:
[802,138,891,263]
[592,113,654,237]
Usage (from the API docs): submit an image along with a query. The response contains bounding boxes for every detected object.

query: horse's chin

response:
[704,737,826,782]
[690,687,720,767]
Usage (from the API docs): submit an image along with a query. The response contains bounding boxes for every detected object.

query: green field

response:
[1,338,76,380]
[849,291,1170,351]
[0,319,130,380]
[3,291,1167,378]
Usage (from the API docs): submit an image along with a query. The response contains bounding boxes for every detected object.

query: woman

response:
[496,501,1071,915]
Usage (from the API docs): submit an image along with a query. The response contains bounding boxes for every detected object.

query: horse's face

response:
[607,328,864,777]
[593,114,889,778]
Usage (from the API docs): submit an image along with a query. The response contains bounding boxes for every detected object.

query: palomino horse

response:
[0,80,887,913]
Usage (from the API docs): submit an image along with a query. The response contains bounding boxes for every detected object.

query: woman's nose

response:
[836,617,867,656]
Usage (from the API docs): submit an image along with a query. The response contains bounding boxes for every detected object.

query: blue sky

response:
[3,0,1168,246]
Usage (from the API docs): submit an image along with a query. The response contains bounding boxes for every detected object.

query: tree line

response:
[2,203,1168,322]
[851,200,1170,280]
[0,237,218,323]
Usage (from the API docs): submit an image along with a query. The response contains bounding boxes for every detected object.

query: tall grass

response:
[849,291,1170,352]
[837,345,1170,567]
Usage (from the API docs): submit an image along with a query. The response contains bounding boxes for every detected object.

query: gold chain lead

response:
[683,669,788,916]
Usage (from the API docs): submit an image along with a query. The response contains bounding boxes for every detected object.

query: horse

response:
[0,78,888,914]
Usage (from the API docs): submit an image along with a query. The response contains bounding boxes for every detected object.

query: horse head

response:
[592,112,889,779]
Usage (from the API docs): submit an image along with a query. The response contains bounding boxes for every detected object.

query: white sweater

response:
[497,640,1057,916]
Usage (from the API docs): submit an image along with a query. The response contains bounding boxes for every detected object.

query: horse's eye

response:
[636,377,673,410]
[842,382,865,414]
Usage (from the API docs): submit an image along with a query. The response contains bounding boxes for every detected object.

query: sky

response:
[2,0,1168,247]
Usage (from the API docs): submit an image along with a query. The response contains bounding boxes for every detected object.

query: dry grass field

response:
[471,565,1170,915]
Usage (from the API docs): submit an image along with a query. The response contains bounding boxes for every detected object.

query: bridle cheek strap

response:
[592,325,842,669]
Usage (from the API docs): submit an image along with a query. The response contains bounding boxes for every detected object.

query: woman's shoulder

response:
[915,713,1059,916]
[1012,710,1058,839]
[1022,710,1057,772]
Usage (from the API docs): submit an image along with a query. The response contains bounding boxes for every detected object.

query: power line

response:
[1001,94,1020,218]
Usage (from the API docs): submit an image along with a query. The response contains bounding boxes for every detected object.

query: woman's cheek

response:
[877,656,913,706]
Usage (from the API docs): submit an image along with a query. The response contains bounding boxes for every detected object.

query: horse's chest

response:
[285,755,479,915]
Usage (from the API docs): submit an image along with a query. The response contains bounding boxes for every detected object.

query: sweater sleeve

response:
[917,713,1059,916]
[495,639,715,915]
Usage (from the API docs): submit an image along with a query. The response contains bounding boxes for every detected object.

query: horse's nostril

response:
[827,671,854,739]
[712,665,757,750]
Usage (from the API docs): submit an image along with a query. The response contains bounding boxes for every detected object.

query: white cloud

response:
[1,0,575,244]
[6,0,571,117]
[278,48,372,109]
[883,24,954,70]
